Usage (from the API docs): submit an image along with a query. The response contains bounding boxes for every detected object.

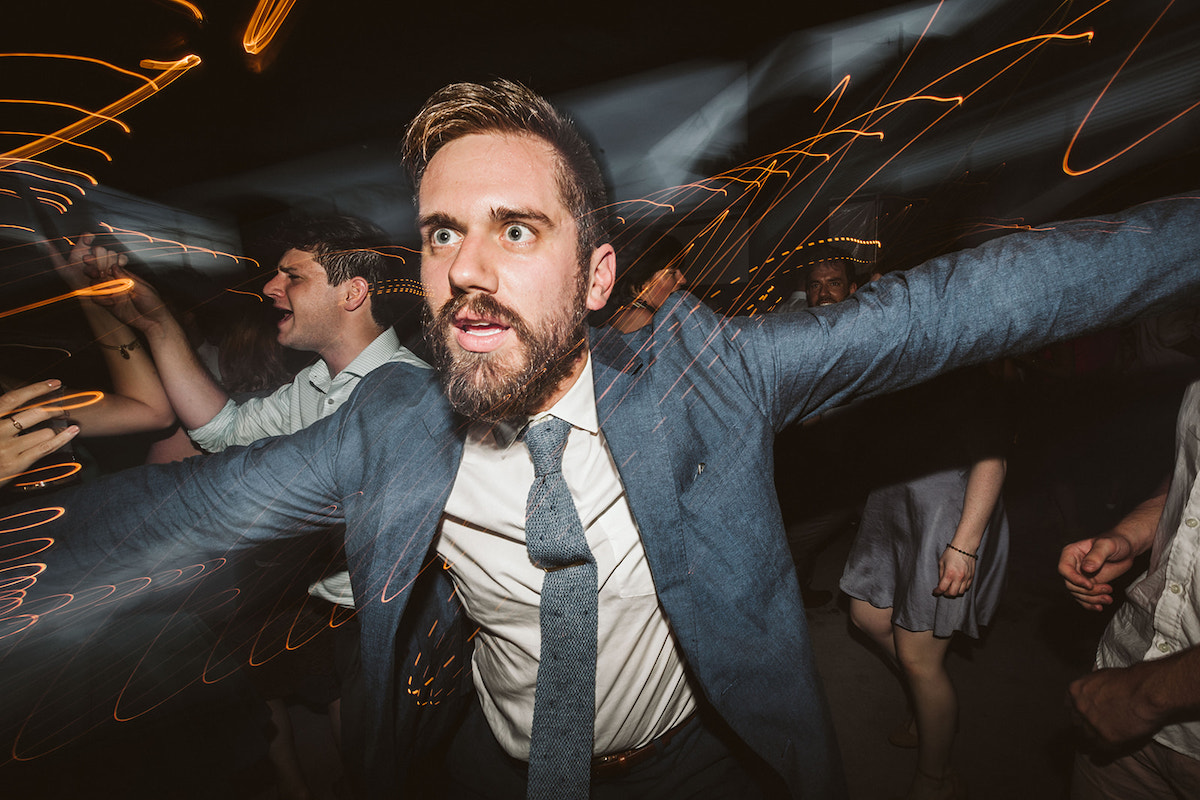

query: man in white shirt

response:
[1059,380,1200,798]
[93,214,429,797]
[100,215,426,446]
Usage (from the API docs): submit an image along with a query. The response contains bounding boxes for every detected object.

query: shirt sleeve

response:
[187,381,297,452]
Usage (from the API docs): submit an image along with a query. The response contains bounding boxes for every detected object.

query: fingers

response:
[0,380,63,417]
[1058,539,1098,589]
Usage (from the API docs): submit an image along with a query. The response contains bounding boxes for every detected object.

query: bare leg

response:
[849,600,918,746]
[848,598,897,661]
[894,626,960,798]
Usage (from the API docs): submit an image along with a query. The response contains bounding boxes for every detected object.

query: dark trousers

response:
[445,697,778,800]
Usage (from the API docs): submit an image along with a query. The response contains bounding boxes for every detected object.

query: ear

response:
[341,276,371,313]
[849,282,859,295]
[585,243,616,312]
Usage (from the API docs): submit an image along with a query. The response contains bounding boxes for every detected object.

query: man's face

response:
[418,132,614,422]
[805,261,856,307]
[262,248,344,354]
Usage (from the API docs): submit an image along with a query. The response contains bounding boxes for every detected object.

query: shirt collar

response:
[309,328,403,393]
[490,352,599,448]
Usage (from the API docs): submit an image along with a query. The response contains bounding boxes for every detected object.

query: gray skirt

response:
[839,466,1008,638]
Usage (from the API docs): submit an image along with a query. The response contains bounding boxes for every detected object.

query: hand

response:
[1068,663,1165,748]
[1058,534,1137,611]
[934,545,976,598]
[86,259,168,333]
[0,381,80,488]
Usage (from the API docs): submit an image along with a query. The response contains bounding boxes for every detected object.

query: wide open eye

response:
[504,223,534,243]
[431,228,462,247]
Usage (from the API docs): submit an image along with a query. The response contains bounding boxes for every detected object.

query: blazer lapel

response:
[589,329,694,636]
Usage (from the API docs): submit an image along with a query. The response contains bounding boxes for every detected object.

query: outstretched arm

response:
[1058,479,1168,611]
[935,455,1006,598]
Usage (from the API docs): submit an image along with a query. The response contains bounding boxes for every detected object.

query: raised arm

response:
[82,244,232,430]
[49,235,174,435]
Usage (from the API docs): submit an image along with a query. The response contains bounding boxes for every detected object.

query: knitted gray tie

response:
[523,416,597,800]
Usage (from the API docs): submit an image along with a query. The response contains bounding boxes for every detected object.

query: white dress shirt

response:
[1096,379,1200,758]
[188,327,428,452]
[436,355,696,759]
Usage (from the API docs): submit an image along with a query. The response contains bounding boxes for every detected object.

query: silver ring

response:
[9,417,22,432]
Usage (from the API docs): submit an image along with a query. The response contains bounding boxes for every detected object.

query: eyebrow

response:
[492,206,555,229]
[417,207,557,232]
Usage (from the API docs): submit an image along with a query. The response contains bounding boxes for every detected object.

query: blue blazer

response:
[11,194,1200,798]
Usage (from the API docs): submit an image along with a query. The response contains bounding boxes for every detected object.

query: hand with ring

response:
[1,380,80,489]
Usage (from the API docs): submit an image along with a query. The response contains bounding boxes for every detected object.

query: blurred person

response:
[606,237,688,333]
[840,368,1009,800]
[0,236,176,491]
[1059,378,1200,799]
[8,80,1200,800]
[86,215,429,800]
[774,248,866,608]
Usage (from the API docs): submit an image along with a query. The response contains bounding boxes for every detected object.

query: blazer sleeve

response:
[730,193,1200,429]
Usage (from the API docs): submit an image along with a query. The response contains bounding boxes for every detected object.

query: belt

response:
[589,713,697,780]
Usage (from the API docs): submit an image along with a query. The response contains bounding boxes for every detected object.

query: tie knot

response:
[524,416,572,476]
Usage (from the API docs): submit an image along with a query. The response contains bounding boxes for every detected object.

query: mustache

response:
[429,293,529,340]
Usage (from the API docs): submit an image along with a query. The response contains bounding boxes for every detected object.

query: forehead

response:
[418,132,569,221]
[807,261,849,281]
[278,248,327,276]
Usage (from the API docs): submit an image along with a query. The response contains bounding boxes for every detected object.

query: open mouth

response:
[453,313,511,352]
[274,306,293,325]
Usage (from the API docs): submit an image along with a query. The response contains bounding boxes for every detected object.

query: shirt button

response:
[327,398,335,404]
[1170,583,1183,594]
[1159,642,1172,653]
[1187,518,1199,528]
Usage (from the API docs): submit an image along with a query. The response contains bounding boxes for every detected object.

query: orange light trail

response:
[7,462,83,488]
[0,507,64,535]
[243,0,298,55]
[0,132,111,161]
[164,0,205,21]
[8,390,104,416]
[0,279,134,320]
[98,223,257,266]
[1063,1,1200,175]
[0,54,201,169]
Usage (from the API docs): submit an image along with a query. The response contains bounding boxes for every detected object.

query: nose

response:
[445,235,498,297]
[263,273,284,300]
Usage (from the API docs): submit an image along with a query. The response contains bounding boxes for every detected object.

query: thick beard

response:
[424,278,589,423]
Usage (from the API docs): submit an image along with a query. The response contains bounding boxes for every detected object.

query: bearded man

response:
[9,80,1200,800]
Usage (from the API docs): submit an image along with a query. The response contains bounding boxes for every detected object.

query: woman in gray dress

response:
[840,368,1009,800]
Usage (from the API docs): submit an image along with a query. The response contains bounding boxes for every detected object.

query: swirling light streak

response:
[165,0,205,21]
[0,279,132,319]
[3,165,94,192]
[6,390,103,416]
[243,0,298,55]
[1063,1,1200,175]
[6,462,83,489]
[0,131,112,161]
[97,223,258,267]
[0,54,201,169]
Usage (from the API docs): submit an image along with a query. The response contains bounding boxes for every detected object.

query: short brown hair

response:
[401,79,609,265]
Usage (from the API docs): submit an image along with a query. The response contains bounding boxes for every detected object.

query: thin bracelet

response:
[945,543,978,560]
[99,338,140,360]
